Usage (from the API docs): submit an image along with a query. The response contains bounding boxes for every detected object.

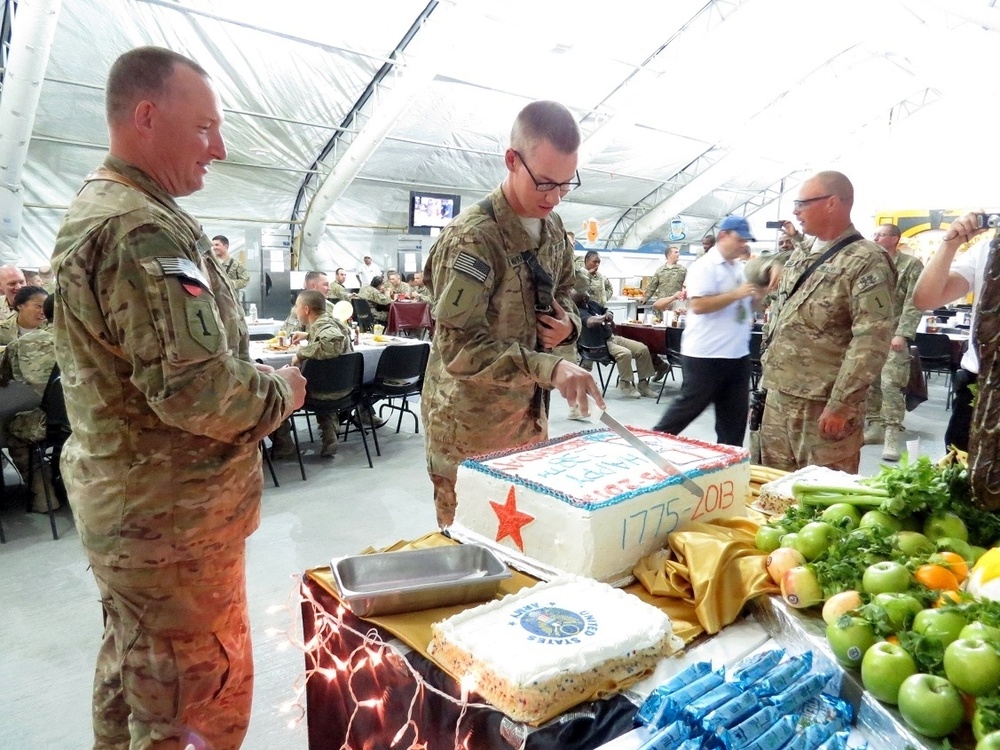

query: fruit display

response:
[753,451,1000,744]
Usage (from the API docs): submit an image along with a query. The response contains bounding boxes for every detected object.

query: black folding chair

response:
[914,332,955,409]
[365,344,429,434]
[749,331,764,391]
[290,353,378,467]
[576,323,616,396]
[26,366,71,540]
[351,298,376,333]
[656,327,684,404]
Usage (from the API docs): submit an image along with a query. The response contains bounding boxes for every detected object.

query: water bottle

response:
[248,303,257,322]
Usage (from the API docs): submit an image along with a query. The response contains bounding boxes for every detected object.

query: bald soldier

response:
[422,100,604,528]
[755,171,895,473]
[51,46,305,749]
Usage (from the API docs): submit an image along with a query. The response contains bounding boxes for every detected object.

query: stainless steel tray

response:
[330,544,511,617]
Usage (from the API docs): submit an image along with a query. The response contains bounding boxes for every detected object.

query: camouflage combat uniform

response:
[411,284,433,303]
[583,269,614,306]
[644,262,686,321]
[421,186,580,526]
[358,284,392,323]
[759,226,895,473]
[0,312,45,345]
[290,312,353,452]
[327,280,351,302]
[0,296,14,321]
[385,280,412,299]
[52,155,295,750]
[865,252,924,431]
[221,257,249,291]
[0,328,58,512]
[284,299,335,334]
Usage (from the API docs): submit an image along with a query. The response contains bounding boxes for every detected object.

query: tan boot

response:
[881,427,901,462]
[863,421,884,445]
[618,380,641,399]
[637,379,658,398]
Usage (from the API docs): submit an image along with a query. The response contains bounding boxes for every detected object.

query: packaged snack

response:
[718,705,780,749]
[635,719,691,750]
[744,714,799,750]
[648,668,725,729]
[682,681,742,722]
[729,648,785,689]
[749,652,813,698]
[702,691,760,733]
[636,662,713,726]
[765,672,835,715]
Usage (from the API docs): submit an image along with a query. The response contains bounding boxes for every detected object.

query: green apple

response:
[822,590,862,625]
[826,615,877,668]
[862,561,912,595]
[894,531,935,557]
[924,512,969,543]
[897,673,964,738]
[779,532,799,550]
[873,592,922,633]
[913,608,967,647]
[755,524,783,553]
[977,730,1000,750]
[859,509,903,533]
[861,641,917,704]
[944,638,1000,696]
[793,521,841,561]
[781,565,824,609]
[961,621,1000,642]
[765,547,806,585]
[821,502,862,530]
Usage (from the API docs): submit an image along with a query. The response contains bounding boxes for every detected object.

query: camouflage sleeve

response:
[298,321,349,360]
[896,258,925,339]
[744,251,792,287]
[604,275,614,301]
[428,231,566,389]
[105,226,293,444]
[0,347,12,386]
[827,253,896,412]
[644,268,663,301]
[229,261,250,291]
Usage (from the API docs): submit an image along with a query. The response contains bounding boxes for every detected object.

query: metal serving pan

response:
[330,544,511,617]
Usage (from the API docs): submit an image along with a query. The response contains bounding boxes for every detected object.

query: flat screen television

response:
[408,191,461,235]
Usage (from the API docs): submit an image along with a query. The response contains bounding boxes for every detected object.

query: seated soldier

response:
[383,270,411,299]
[0,294,62,511]
[357,275,392,323]
[271,290,352,459]
[573,289,667,399]
[0,285,49,346]
[409,271,432,302]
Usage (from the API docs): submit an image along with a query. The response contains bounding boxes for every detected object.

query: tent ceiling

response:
[3,0,1000,269]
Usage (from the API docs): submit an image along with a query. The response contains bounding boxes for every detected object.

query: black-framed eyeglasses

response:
[792,195,832,210]
[514,151,581,194]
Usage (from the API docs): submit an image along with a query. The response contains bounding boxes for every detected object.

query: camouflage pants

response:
[89,544,252,750]
[865,346,910,430]
[608,335,656,382]
[760,390,864,474]
[430,473,458,529]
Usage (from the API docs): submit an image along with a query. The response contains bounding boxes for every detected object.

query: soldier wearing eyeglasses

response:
[756,171,895,473]
[421,100,605,528]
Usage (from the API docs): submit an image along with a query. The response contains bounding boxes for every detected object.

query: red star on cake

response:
[490,486,534,552]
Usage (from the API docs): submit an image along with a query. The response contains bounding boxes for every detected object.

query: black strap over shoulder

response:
[475,196,553,313]
[787,233,863,300]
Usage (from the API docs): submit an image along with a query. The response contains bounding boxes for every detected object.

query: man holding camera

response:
[757,171,895,473]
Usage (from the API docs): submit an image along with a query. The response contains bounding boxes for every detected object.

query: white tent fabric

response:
[3,0,1000,269]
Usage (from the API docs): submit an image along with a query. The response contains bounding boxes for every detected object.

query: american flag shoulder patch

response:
[156,256,211,289]
[453,251,490,284]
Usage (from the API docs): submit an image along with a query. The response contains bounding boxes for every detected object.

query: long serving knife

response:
[599,410,702,498]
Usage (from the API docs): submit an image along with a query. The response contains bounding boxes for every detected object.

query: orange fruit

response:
[935,590,962,607]
[915,563,960,592]
[886,634,900,645]
[934,551,969,584]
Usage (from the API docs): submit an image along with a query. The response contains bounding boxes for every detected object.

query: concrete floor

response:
[0,370,953,749]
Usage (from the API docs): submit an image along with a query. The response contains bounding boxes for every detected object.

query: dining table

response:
[249,335,429,383]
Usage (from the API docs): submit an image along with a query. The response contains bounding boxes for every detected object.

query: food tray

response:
[330,544,511,617]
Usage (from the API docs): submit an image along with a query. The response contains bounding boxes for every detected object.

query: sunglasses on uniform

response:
[514,151,581,194]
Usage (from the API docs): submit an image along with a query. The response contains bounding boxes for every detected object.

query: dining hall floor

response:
[0,371,956,749]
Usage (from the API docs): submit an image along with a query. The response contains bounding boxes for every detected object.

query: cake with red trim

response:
[427,575,683,724]
[451,428,749,582]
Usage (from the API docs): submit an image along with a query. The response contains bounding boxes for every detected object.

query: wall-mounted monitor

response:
[408,191,461,235]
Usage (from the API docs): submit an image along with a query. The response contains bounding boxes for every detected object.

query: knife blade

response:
[599,410,702,498]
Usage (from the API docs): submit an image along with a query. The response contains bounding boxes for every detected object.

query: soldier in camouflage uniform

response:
[409,270,433,302]
[0,285,48,345]
[758,171,895,473]
[384,270,412,299]
[863,224,925,461]
[644,246,687,322]
[211,234,249,292]
[283,270,336,333]
[422,100,604,527]
[358,276,392,323]
[51,47,306,750]
[0,264,26,321]
[328,267,352,302]
[578,250,615,305]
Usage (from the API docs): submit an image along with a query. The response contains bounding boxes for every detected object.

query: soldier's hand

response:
[291,331,307,344]
[779,220,797,237]
[552,361,606,416]
[276,365,307,409]
[537,299,574,350]
[890,335,907,353]
[818,407,849,440]
[253,362,276,374]
[943,212,989,246]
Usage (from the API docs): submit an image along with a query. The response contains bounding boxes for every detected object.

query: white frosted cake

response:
[427,576,683,723]
[452,428,749,582]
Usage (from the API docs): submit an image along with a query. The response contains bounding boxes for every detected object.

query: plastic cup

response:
[906,438,920,457]
[373,324,385,336]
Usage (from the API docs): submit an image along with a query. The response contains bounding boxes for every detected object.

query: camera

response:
[765,220,784,229]
[974,213,1000,229]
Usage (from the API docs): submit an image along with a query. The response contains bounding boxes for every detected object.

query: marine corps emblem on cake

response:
[513,603,598,644]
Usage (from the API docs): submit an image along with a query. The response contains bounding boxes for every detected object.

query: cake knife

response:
[598,410,702,498]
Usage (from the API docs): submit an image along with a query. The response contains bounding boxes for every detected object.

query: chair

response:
[26,366,71,540]
[749,331,764,391]
[914,332,955,409]
[656,327,684,404]
[259,440,279,487]
[576,323,616,396]
[351,298,376,333]
[290,353,379,468]
[365,344,429,434]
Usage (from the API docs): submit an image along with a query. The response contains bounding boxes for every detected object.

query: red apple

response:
[766,547,805,585]
[781,565,823,609]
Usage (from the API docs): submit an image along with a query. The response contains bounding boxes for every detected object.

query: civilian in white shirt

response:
[357,255,383,286]
[912,211,992,451]
[653,215,764,446]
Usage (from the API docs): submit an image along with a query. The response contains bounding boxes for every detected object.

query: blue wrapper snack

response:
[635,719,691,750]
[702,691,760,733]
[729,648,785,689]
[649,668,725,729]
[744,714,799,750]
[718,705,781,749]
[750,652,813,698]
[636,662,713,726]
[765,671,834,715]
[683,681,742,722]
